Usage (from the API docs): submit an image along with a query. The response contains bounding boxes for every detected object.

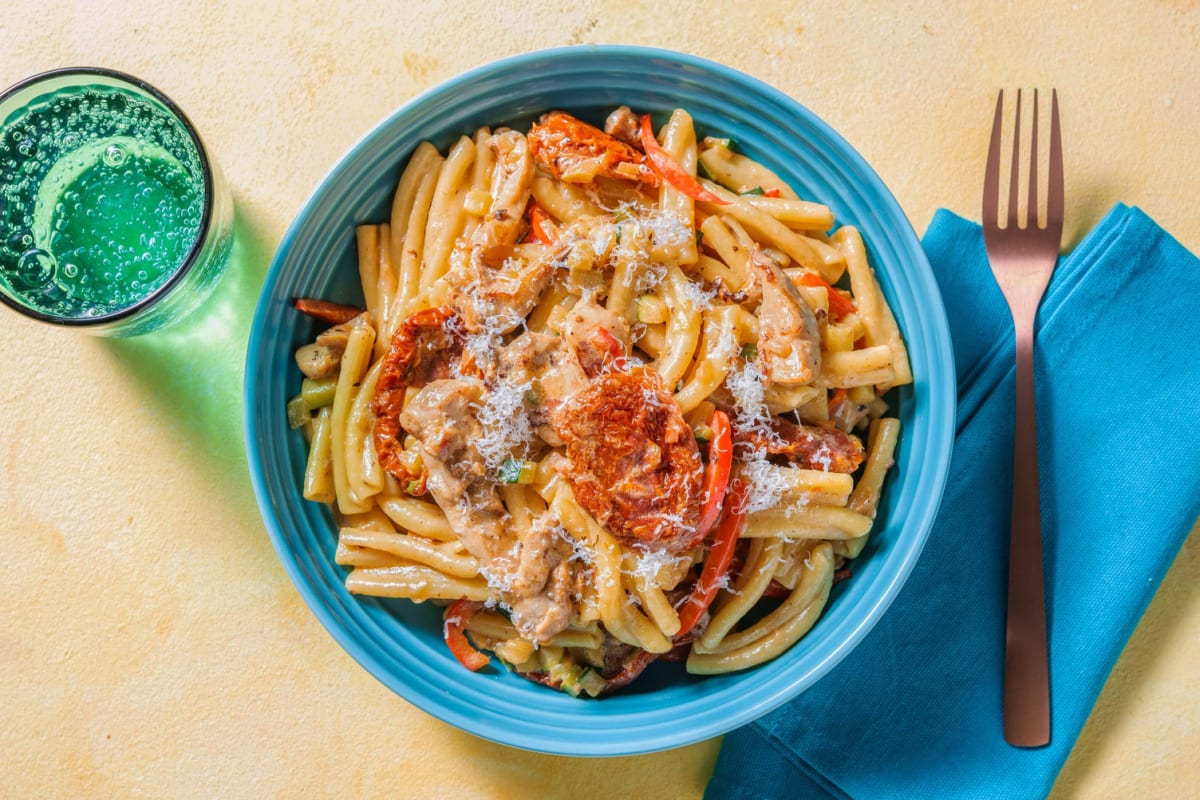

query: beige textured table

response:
[2,3,1196,797]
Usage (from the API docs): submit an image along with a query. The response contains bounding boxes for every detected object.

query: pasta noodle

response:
[419,136,475,289]
[286,105,913,697]
[329,316,375,515]
[656,108,699,266]
[393,145,443,322]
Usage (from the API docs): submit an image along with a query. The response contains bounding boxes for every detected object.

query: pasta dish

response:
[286,106,911,696]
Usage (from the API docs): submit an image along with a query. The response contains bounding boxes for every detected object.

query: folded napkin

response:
[706,204,1200,800]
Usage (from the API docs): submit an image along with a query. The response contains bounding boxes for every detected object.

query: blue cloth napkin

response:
[706,204,1200,800]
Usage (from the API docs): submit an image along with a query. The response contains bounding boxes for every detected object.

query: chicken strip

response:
[471,129,535,250]
[752,246,822,387]
[496,329,588,446]
[447,242,559,335]
[399,378,574,642]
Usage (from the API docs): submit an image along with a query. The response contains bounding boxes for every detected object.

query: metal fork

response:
[982,88,1063,748]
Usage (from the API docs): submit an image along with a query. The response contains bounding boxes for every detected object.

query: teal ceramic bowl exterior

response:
[245,45,954,756]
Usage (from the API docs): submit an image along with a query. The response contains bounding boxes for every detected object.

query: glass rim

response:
[0,66,218,328]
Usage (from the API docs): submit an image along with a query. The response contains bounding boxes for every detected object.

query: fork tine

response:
[1028,89,1039,229]
[1046,89,1064,233]
[1007,89,1022,229]
[983,90,1004,228]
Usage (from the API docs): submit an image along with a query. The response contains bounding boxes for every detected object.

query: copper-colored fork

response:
[982,88,1063,748]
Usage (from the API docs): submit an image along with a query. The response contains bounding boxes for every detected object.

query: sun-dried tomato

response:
[372,306,465,482]
[553,368,703,553]
[735,417,865,473]
[528,111,659,187]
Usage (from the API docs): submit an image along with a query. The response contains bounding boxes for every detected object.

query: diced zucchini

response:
[464,188,492,216]
[848,385,877,405]
[497,458,536,485]
[286,394,310,429]
[300,376,337,409]
[577,668,607,698]
[552,661,582,697]
[701,136,737,153]
[635,294,669,324]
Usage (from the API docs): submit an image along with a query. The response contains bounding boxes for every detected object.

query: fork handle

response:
[1003,324,1051,746]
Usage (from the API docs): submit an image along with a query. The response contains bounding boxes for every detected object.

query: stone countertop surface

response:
[1,2,1196,797]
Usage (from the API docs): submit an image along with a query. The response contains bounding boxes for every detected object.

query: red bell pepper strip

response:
[695,409,733,537]
[591,326,636,373]
[593,326,624,361]
[527,201,556,245]
[763,187,782,198]
[676,478,748,637]
[796,272,857,320]
[293,297,364,325]
[827,387,849,415]
[639,115,729,205]
[443,599,490,671]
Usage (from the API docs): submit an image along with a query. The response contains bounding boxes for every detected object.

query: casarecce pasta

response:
[285,105,911,696]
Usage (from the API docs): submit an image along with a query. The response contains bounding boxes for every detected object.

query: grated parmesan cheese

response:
[678,275,717,312]
[600,202,692,295]
[725,360,789,514]
[477,538,522,595]
[712,571,742,595]
[626,542,692,590]
[472,375,535,471]
[811,442,834,472]
[639,207,694,256]
[736,456,791,516]
[711,321,740,363]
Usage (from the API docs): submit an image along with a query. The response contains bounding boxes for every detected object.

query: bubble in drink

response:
[7,229,32,251]
[0,81,205,319]
[102,142,126,166]
[17,248,54,285]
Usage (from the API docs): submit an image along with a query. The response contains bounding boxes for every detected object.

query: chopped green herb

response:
[740,343,758,360]
[741,186,766,196]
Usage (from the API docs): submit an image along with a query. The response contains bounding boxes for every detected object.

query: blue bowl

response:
[245,45,954,756]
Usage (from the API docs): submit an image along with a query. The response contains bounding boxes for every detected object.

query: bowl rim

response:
[244,43,955,756]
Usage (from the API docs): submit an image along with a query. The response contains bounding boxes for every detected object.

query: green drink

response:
[0,68,232,336]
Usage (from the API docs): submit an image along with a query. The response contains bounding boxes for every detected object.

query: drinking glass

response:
[0,67,233,336]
